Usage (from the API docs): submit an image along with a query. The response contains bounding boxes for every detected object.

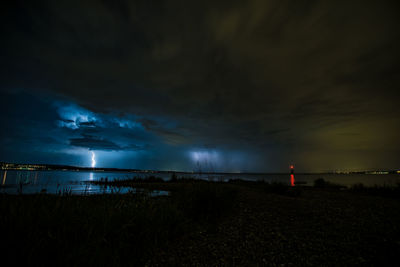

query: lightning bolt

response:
[91,151,96,168]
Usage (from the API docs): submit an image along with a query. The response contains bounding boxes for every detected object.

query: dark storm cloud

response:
[78,121,97,128]
[0,91,159,167]
[69,134,148,151]
[69,135,122,151]
[1,0,400,171]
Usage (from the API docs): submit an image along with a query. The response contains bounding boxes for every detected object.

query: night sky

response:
[1,0,399,172]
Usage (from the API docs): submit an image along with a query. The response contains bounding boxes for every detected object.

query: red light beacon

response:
[290,165,295,186]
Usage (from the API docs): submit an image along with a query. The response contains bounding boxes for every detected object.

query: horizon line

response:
[1,161,399,175]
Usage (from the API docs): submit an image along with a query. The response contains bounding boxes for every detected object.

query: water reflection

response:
[290,165,295,186]
[0,170,399,195]
[2,170,6,185]
[0,170,169,196]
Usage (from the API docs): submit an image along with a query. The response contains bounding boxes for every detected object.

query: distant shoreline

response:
[1,162,399,175]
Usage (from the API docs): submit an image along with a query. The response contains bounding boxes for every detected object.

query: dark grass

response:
[223,179,305,199]
[313,177,400,198]
[148,179,400,266]
[0,182,238,266]
[1,178,399,266]
[313,177,346,189]
[349,182,400,198]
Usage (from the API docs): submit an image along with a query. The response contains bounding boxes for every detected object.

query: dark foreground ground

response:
[1,179,399,266]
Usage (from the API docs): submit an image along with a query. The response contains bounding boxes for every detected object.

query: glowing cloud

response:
[56,104,98,129]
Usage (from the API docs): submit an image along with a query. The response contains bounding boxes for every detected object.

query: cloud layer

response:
[1,0,400,171]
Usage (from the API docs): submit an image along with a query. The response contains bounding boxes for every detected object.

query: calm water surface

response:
[1,170,399,195]
[0,170,170,195]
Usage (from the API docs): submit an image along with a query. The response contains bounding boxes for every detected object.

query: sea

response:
[1,170,399,195]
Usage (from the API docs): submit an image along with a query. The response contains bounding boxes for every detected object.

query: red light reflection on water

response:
[290,165,295,186]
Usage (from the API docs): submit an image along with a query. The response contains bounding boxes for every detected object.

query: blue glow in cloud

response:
[113,118,143,129]
[56,104,99,129]
[0,91,268,171]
